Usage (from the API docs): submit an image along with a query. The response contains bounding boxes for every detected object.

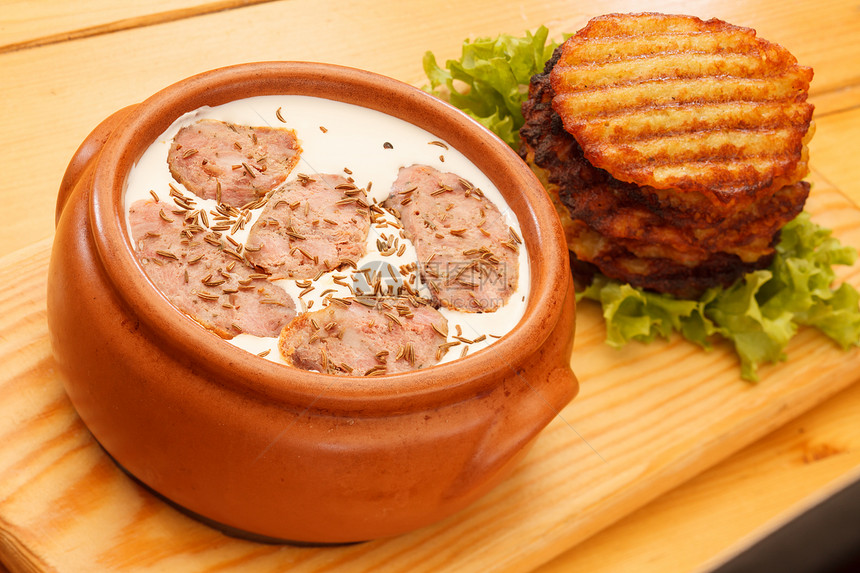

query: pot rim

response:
[89,61,569,411]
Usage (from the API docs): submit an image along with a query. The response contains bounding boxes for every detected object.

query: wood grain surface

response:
[0,182,857,572]
[2,1,860,571]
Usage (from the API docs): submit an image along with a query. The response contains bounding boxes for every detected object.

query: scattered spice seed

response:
[284,229,306,240]
[149,190,159,202]
[383,142,393,149]
[428,140,449,150]
[319,126,328,133]
[158,209,173,223]
[276,107,286,123]
[299,285,315,298]
[194,290,219,301]
[222,248,244,261]
[155,249,178,260]
[384,312,403,326]
[257,349,271,358]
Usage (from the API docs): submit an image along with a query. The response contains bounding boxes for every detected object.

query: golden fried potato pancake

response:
[550,13,814,202]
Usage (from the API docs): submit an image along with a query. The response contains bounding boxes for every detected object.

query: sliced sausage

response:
[245,173,371,280]
[167,119,301,206]
[383,164,520,312]
[129,199,295,338]
[279,297,448,376]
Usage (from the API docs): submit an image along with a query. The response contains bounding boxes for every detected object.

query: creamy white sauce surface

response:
[124,95,530,366]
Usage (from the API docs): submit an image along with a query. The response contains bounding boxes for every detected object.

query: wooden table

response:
[2,1,859,571]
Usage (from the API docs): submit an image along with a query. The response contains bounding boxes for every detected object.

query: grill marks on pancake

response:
[550,13,814,199]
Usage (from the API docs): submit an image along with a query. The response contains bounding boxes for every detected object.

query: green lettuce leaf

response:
[423,26,558,148]
[578,214,860,381]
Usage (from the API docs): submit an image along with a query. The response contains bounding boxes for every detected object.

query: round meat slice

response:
[279,297,448,376]
[167,119,302,206]
[129,199,295,338]
[382,164,519,312]
[245,173,371,280]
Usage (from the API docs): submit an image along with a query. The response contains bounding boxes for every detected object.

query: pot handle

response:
[453,277,579,494]
[56,104,138,225]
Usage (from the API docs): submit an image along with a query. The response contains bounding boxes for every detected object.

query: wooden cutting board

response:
[1,171,859,572]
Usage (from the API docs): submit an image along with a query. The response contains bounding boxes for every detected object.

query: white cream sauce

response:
[124,95,530,366]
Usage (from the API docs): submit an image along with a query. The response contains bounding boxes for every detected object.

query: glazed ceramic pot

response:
[47,62,578,544]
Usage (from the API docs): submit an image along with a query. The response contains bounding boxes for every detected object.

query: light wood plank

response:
[1,0,860,258]
[536,383,860,573]
[3,1,860,570]
[1,178,859,572]
[809,107,860,203]
[0,1,275,52]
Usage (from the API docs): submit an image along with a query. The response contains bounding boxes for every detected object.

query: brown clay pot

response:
[47,62,578,544]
